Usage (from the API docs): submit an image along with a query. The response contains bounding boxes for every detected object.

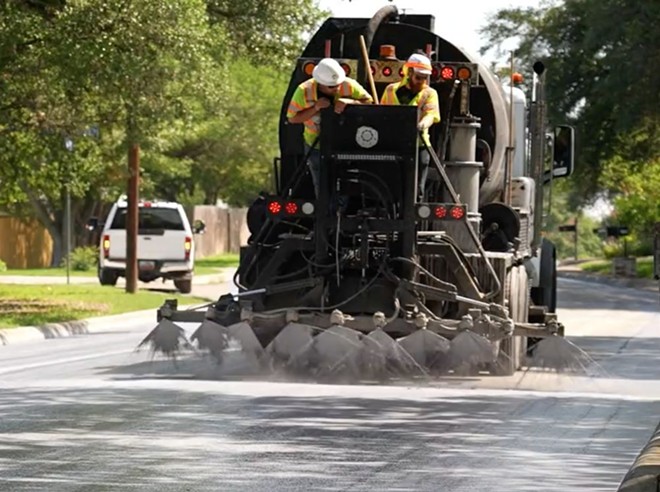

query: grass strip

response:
[579,256,654,279]
[0,284,206,329]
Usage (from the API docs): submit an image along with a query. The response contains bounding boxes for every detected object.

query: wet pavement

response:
[0,277,658,490]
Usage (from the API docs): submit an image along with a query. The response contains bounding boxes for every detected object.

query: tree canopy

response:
[0,0,326,264]
[480,0,660,198]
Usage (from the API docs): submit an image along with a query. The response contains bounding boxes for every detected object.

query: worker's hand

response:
[334,98,352,114]
[314,98,331,111]
[417,118,431,131]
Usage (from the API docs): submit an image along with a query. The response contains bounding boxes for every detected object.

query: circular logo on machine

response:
[355,126,378,148]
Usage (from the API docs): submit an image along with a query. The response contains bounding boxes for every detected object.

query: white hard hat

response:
[406,53,432,75]
[312,58,346,86]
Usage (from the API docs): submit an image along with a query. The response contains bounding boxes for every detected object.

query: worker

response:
[380,53,441,197]
[287,58,373,197]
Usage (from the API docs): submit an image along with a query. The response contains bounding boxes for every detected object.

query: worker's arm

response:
[287,98,330,124]
[334,96,372,113]
[417,88,441,130]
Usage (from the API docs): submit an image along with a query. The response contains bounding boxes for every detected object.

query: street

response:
[0,277,658,491]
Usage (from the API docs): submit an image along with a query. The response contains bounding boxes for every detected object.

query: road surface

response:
[0,277,658,491]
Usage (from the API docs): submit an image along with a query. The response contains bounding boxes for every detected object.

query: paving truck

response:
[144,5,576,378]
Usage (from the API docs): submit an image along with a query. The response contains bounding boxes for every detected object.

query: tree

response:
[599,119,660,247]
[51,0,218,290]
[480,0,660,199]
[206,0,328,67]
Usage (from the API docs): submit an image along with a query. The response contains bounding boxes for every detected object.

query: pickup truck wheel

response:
[174,279,192,294]
[99,268,118,286]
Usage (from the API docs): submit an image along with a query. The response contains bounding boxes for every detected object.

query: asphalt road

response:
[0,278,658,491]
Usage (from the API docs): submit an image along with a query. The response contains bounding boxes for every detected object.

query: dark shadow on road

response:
[558,278,659,314]
[0,383,656,492]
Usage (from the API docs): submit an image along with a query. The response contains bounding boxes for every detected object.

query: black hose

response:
[439,80,461,161]
[283,136,319,196]
[358,5,399,85]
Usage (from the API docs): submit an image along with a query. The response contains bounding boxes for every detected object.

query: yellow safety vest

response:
[380,81,441,147]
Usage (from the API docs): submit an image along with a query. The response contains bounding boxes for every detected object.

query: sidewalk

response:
[0,269,233,286]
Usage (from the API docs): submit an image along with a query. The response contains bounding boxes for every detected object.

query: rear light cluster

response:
[184,236,192,260]
[267,199,315,218]
[102,235,110,258]
[302,60,355,78]
[416,204,466,221]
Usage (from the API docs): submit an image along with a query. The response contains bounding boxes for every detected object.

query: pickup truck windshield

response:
[110,207,185,231]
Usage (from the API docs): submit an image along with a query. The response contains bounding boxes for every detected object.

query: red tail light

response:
[450,206,465,220]
[184,236,192,260]
[285,201,298,215]
[102,235,110,258]
[434,205,447,219]
[268,201,282,215]
[441,66,455,80]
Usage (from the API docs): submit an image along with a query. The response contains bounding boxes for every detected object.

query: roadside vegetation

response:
[0,0,327,267]
[580,257,654,279]
[483,0,660,262]
[0,284,207,329]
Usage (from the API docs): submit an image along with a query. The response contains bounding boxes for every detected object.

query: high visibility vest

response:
[287,78,372,146]
[380,81,441,147]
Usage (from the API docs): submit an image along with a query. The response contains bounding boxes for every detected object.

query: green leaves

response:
[0,0,327,264]
[481,0,660,198]
[206,0,328,67]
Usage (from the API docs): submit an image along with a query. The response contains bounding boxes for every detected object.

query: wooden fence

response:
[0,215,53,268]
[0,206,249,269]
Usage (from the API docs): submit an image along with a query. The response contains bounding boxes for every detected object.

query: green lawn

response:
[580,256,654,279]
[0,253,240,277]
[0,284,207,329]
[194,253,239,275]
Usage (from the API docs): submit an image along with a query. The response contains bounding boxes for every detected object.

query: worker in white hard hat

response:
[287,58,373,197]
[381,53,441,197]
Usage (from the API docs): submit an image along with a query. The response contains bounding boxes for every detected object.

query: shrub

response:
[0,259,6,272]
[61,246,99,271]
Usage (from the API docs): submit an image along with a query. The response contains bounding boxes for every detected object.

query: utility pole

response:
[125,143,140,293]
[574,216,579,260]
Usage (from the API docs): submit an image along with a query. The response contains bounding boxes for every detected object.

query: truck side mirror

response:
[192,219,206,235]
[552,124,575,178]
[86,217,99,231]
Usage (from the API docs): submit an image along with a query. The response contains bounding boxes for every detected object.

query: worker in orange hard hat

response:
[381,53,441,197]
[287,58,373,197]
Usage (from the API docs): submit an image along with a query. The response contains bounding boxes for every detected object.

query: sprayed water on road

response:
[137,317,604,388]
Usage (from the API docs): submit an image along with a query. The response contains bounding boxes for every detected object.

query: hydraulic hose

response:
[358,5,399,86]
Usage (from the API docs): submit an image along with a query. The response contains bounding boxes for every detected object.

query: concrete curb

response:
[617,422,660,491]
[0,309,158,346]
[0,303,208,347]
[557,270,658,294]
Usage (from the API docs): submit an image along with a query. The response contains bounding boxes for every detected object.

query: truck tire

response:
[99,268,119,286]
[174,279,192,294]
[531,238,557,313]
[495,265,529,376]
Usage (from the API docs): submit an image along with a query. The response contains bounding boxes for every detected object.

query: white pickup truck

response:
[92,198,205,293]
